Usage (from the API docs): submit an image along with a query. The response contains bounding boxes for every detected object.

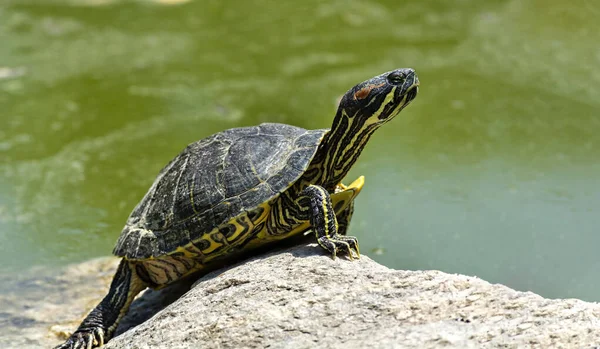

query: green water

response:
[1,0,599,301]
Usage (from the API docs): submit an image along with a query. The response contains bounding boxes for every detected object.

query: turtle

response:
[55,68,419,349]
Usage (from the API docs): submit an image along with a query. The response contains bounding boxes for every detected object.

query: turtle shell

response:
[113,123,327,260]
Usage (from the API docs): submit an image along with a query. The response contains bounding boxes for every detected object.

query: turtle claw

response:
[318,234,361,260]
[351,239,360,258]
[54,328,105,349]
[94,328,105,347]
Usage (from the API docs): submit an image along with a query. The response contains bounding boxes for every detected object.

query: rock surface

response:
[4,243,600,348]
[104,244,600,349]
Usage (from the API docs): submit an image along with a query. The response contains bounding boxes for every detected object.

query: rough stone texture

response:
[4,243,600,348]
[105,244,600,349]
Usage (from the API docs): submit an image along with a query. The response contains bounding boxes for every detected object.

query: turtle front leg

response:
[55,260,147,349]
[300,185,360,259]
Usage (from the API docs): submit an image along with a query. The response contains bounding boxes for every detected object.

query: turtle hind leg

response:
[54,259,147,349]
[300,185,360,259]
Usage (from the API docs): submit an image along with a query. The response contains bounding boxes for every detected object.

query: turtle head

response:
[318,68,419,190]
[336,68,419,126]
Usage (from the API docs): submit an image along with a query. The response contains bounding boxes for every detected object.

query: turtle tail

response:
[54,259,148,349]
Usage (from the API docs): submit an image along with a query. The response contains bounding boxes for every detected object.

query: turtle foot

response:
[54,327,105,349]
[318,234,360,260]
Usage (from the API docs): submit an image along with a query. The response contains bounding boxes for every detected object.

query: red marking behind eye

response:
[354,87,370,100]
[353,83,385,100]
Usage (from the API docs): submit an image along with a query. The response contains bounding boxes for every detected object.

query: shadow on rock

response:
[115,276,196,336]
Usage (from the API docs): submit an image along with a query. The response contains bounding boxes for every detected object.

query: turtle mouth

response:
[405,86,418,103]
[387,84,418,119]
[396,83,418,108]
[395,71,418,105]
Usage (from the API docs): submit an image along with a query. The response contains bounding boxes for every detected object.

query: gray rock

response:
[4,243,600,348]
[105,243,600,349]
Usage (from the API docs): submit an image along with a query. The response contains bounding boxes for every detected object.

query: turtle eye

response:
[387,71,405,85]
